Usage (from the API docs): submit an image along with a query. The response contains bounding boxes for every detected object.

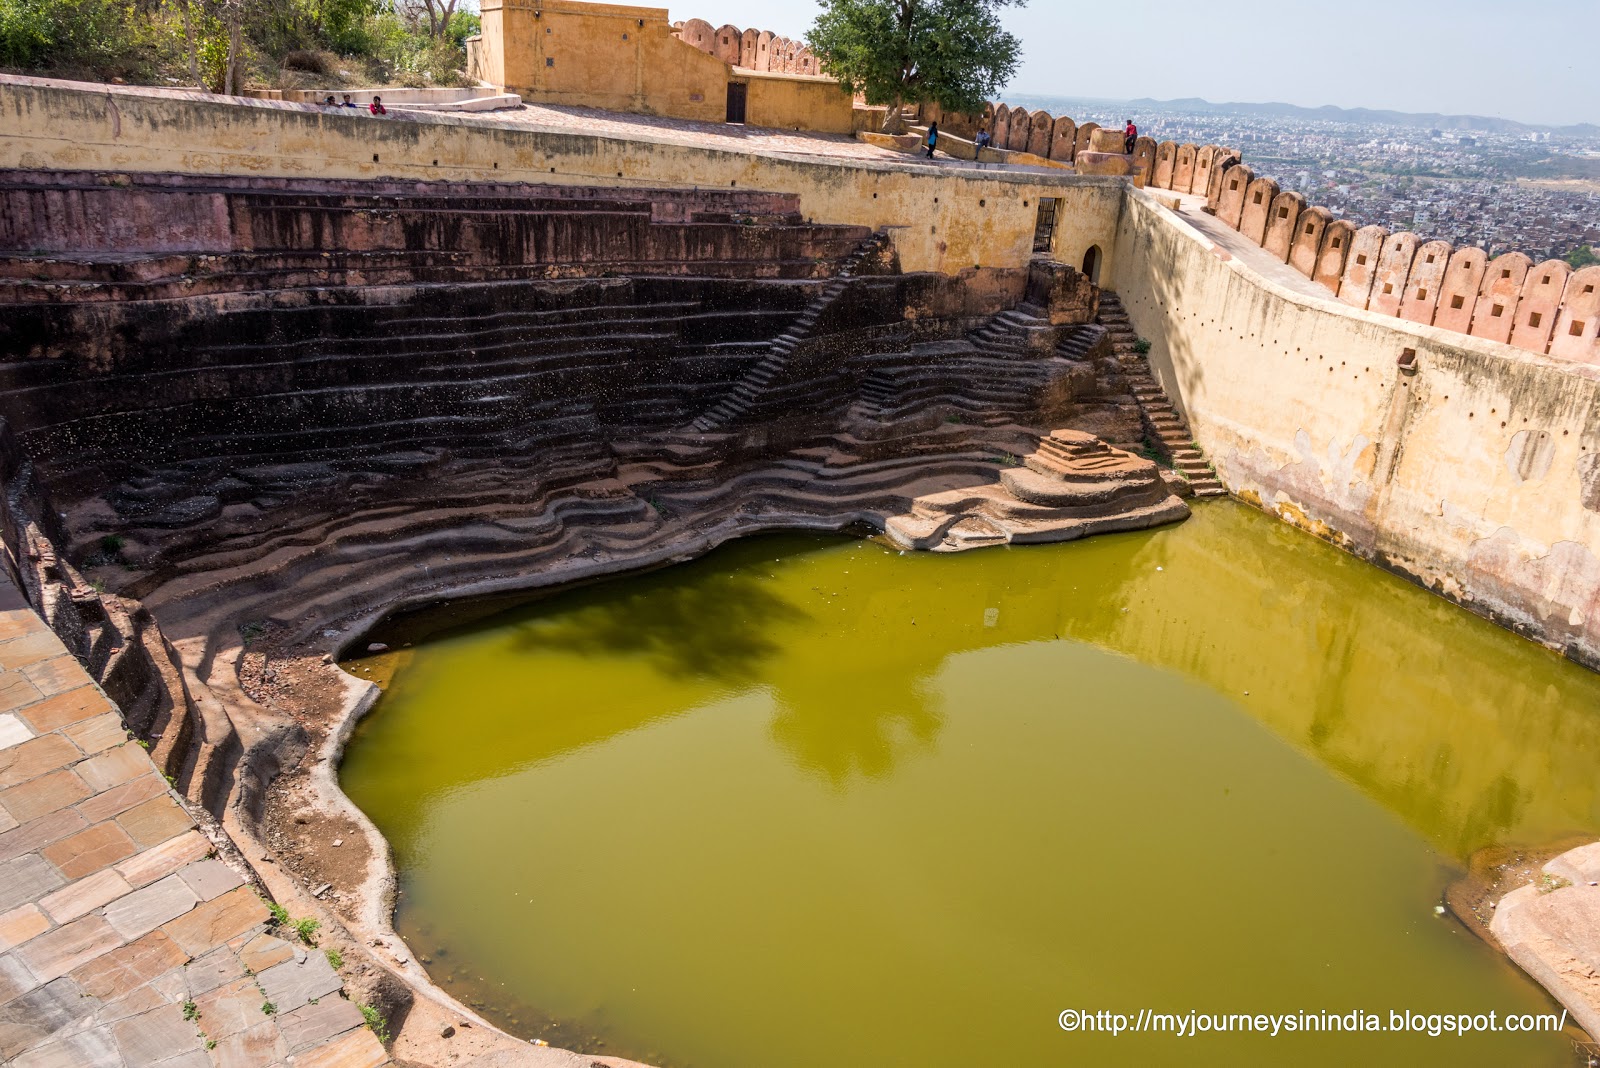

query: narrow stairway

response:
[689,231,889,433]
[1097,293,1227,498]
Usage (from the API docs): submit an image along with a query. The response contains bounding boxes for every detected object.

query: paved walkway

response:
[0,579,389,1068]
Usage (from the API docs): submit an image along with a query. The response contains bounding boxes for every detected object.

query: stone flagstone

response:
[0,578,390,1068]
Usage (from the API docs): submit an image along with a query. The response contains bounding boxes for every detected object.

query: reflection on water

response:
[341,502,1600,1067]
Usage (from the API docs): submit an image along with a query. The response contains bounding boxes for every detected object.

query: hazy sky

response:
[673,0,1597,126]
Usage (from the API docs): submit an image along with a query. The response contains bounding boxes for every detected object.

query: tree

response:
[396,0,460,38]
[808,0,1023,134]
[1566,245,1599,270]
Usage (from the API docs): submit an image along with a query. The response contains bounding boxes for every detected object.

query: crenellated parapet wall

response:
[1114,190,1600,671]
[672,19,820,76]
[1141,141,1600,365]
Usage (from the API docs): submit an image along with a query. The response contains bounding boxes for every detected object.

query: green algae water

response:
[340,501,1600,1067]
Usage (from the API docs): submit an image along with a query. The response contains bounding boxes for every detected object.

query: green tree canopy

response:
[1566,245,1598,270]
[808,0,1024,133]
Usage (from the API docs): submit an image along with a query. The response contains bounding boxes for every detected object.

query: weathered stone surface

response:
[59,714,125,756]
[181,944,247,998]
[208,1019,288,1068]
[0,808,87,864]
[115,796,192,850]
[112,1002,203,1066]
[7,1019,120,1068]
[38,867,132,923]
[256,950,344,1013]
[290,1025,389,1068]
[69,930,188,999]
[0,904,50,950]
[159,887,266,957]
[115,830,210,889]
[0,768,90,824]
[76,774,168,824]
[75,744,149,793]
[176,858,245,902]
[0,854,65,913]
[0,735,75,789]
[42,820,137,880]
[0,976,98,1059]
[236,932,295,974]
[193,976,267,1040]
[103,875,199,941]
[279,994,365,1053]
[14,687,105,733]
[0,711,34,752]
[15,915,123,983]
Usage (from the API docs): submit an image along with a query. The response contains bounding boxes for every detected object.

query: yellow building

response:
[473,0,857,134]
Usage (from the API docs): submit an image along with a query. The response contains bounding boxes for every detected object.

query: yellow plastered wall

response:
[739,71,853,134]
[0,78,1126,277]
[1112,190,1600,667]
[482,0,854,133]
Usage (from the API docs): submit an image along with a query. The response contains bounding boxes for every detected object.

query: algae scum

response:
[340,502,1600,1067]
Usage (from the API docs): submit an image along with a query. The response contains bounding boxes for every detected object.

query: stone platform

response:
[883,429,1189,551]
[0,579,388,1068]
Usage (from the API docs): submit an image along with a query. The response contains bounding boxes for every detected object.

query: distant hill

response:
[1005,93,1597,136]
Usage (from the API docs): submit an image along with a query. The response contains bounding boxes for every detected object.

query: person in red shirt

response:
[369,96,387,116]
[1124,119,1137,154]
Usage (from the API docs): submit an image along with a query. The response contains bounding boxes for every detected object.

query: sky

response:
[669,0,1599,127]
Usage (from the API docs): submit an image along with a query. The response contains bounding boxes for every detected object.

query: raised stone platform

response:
[883,429,1188,551]
[0,578,389,1068]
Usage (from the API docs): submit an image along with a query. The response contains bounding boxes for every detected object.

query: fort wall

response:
[1142,137,1600,365]
[0,76,1123,279]
[1114,190,1600,669]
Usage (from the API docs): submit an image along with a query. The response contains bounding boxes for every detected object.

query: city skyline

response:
[674,0,1599,128]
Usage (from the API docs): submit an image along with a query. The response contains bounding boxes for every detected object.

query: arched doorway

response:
[1081,245,1102,284]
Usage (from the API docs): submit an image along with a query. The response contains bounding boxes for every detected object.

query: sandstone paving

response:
[0,579,390,1067]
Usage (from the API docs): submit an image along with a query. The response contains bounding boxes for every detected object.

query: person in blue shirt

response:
[925,121,939,159]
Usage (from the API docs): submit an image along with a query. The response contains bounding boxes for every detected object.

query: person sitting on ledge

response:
[341,93,358,108]
[975,127,991,149]
[323,94,337,106]
[1124,118,1137,154]
[925,121,939,159]
[369,96,387,116]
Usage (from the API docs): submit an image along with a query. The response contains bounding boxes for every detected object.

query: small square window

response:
[1305,224,1315,234]
[1492,304,1505,317]
[1501,269,1511,278]
[1425,254,1435,263]
[1529,312,1543,328]
[1230,180,1239,190]
[1278,206,1289,218]
[1417,288,1428,300]
[1382,283,1394,295]
[1253,191,1263,204]
[1331,238,1342,249]
[546,57,554,66]
[1586,285,1596,294]
[1572,321,1588,336]
[1356,254,1368,265]
[1542,275,1551,284]
[1450,295,1465,309]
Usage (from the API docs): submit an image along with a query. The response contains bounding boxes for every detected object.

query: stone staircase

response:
[689,231,888,432]
[1097,293,1227,498]
[968,302,1055,357]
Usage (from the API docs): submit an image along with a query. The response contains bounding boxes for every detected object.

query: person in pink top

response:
[369,96,387,116]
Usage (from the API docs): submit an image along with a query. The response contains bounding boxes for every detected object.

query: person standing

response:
[1124,118,1138,154]
[369,96,387,116]
[925,121,939,159]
